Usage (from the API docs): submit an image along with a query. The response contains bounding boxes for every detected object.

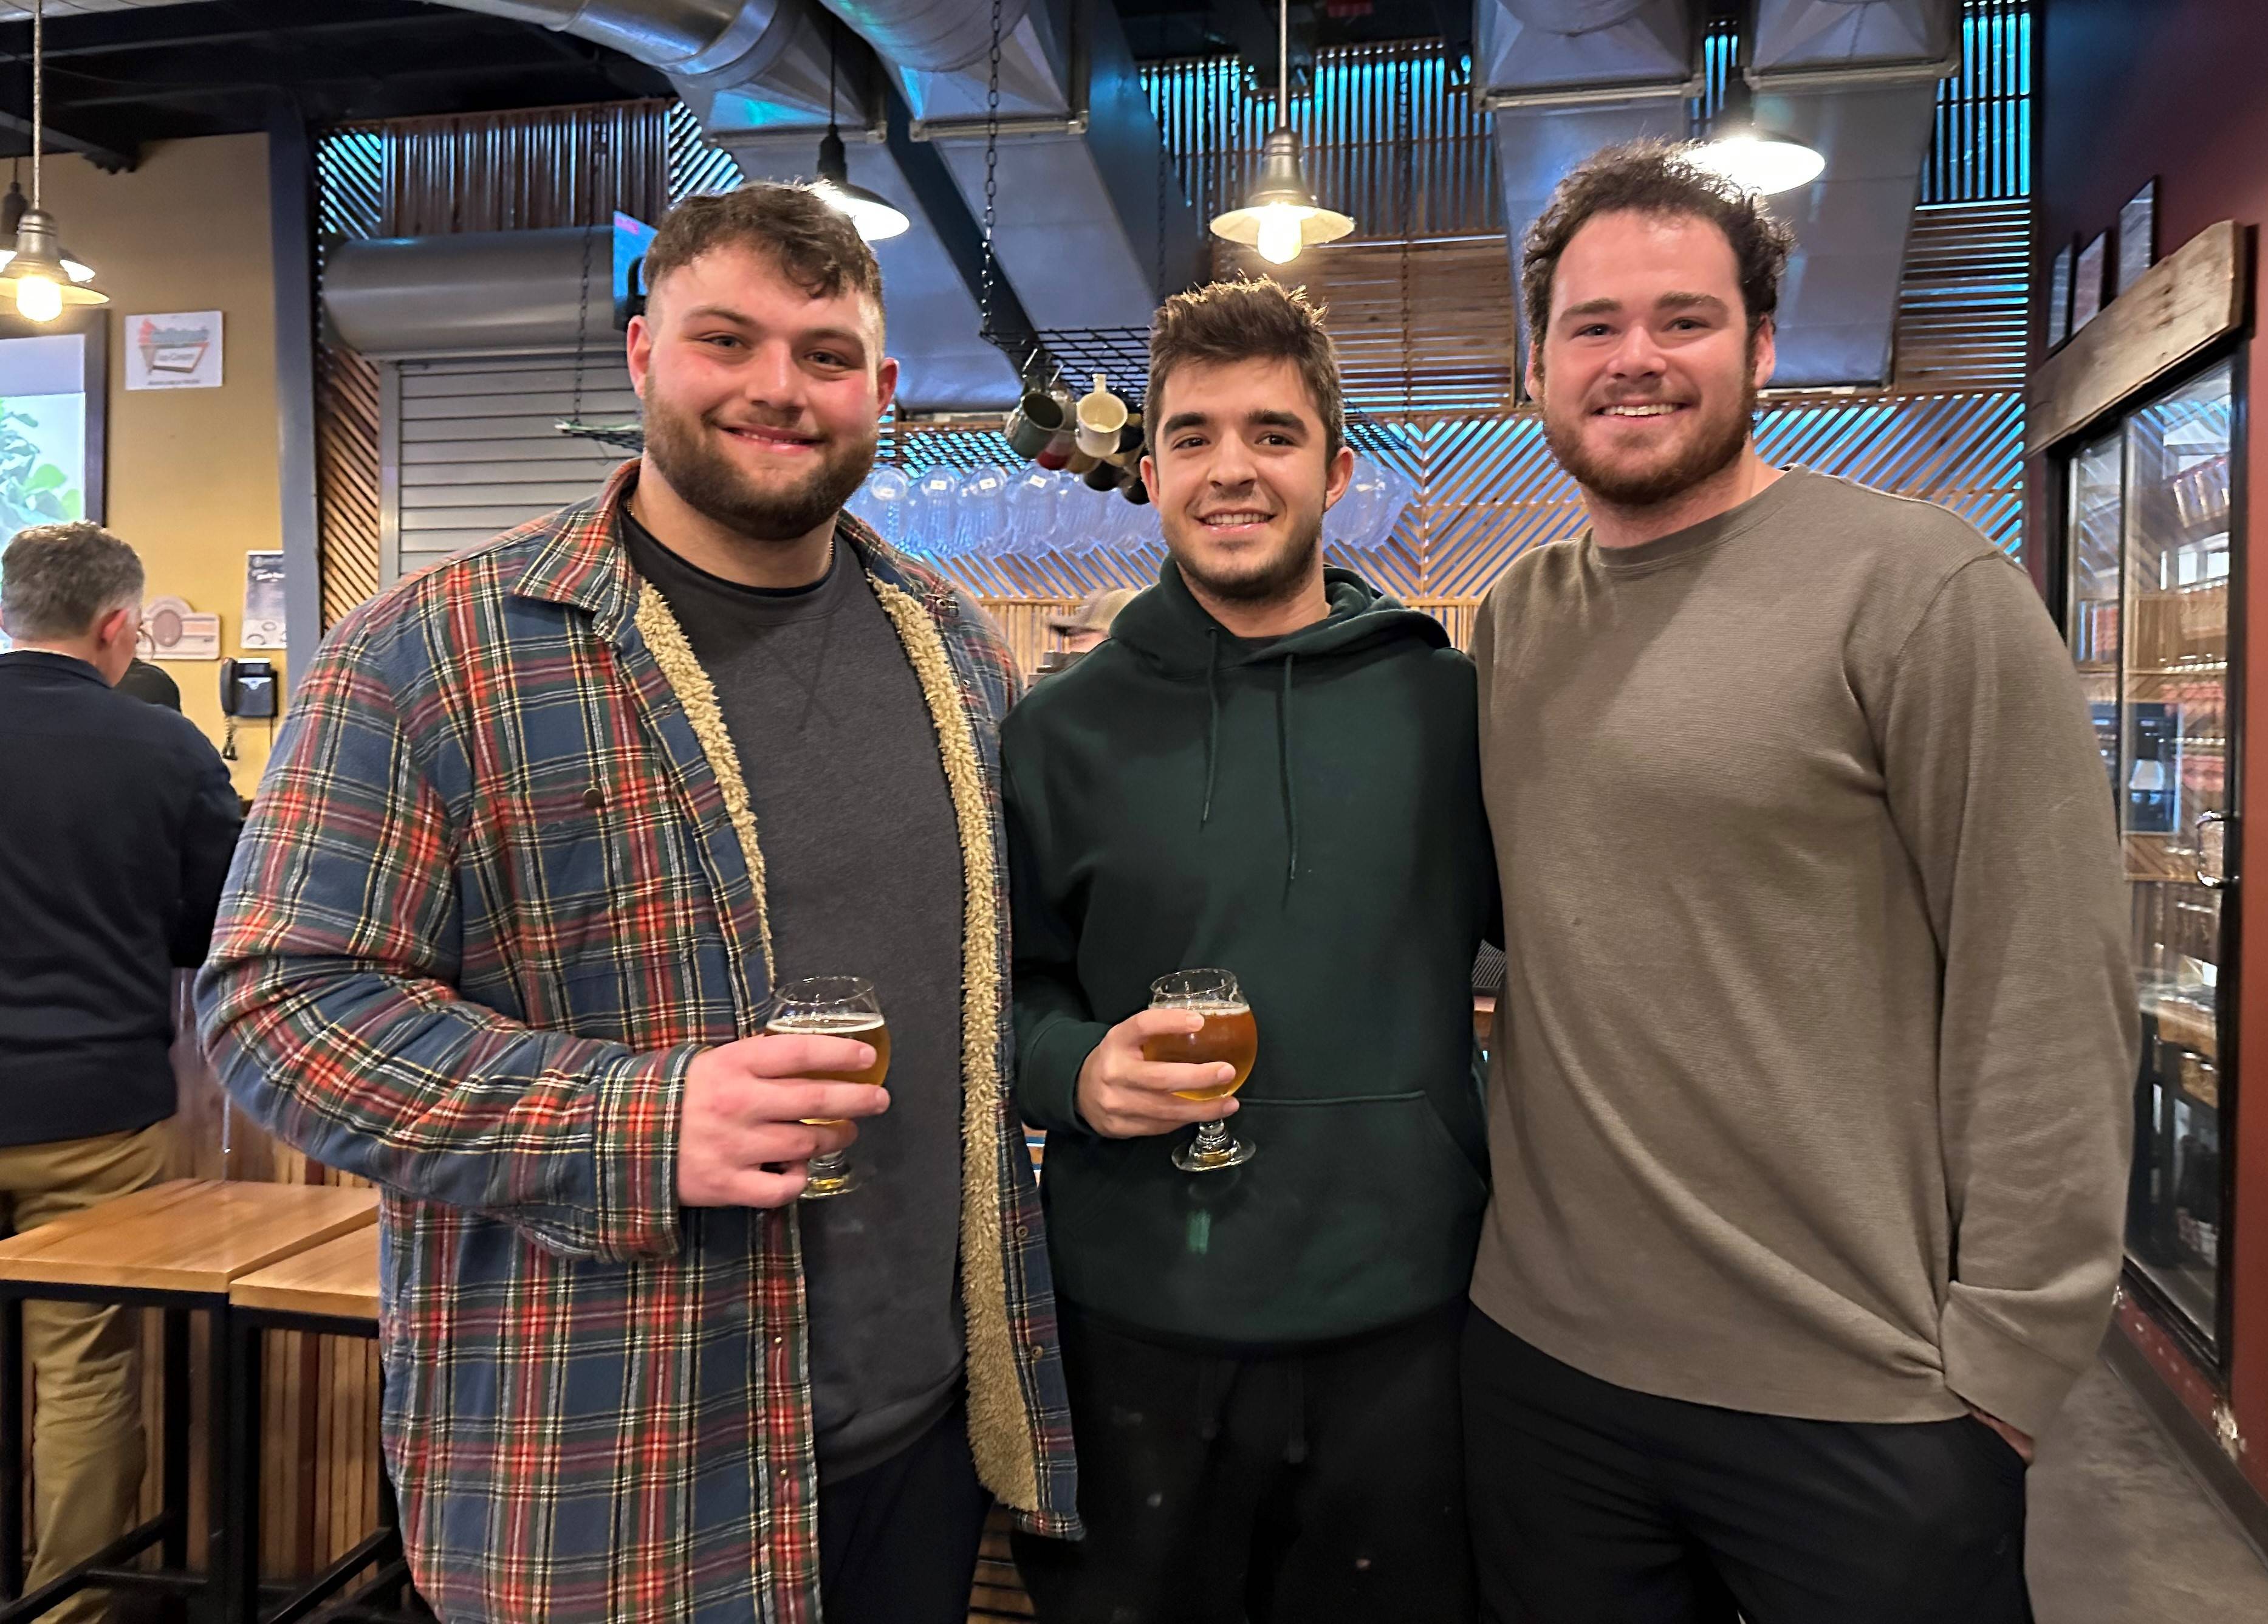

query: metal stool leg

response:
[223,1315,263,1624]
[160,1308,190,1574]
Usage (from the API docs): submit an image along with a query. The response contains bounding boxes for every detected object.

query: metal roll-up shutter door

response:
[385,354,641,585]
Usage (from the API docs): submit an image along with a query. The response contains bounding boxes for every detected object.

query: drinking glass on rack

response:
[1143,968,1258,1173]
[764,976,891,1199]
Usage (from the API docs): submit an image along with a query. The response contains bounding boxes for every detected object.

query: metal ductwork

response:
[1478,0,1957,389]
[823,0,1204,335]
[323,228,624,360]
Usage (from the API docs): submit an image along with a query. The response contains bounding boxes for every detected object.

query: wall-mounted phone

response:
[220,658,278,719]
[218,657,277,761]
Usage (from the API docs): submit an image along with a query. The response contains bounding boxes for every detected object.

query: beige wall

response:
[41,133,281,796]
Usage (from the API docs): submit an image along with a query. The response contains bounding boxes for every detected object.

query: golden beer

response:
[1144,1003,1257,1100]
[764,976,888,1199]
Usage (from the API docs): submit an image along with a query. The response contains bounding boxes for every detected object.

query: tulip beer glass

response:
[764,976,891,1199]
[1143,968,1258,1172]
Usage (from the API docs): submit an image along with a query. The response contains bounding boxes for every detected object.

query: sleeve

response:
[1880,553,2139,1439]
[1002,717,1109,1136]
[193,620,690,1264]
[1468,609,1507,949]
[171,731,245,968]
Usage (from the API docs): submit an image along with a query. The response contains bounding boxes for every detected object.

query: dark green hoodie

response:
[1002,561,1496,1346]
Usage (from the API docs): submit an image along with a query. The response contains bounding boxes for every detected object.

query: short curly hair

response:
[1146,277,1345,464]
[1521,139,1795,370]
[645,182,885,339]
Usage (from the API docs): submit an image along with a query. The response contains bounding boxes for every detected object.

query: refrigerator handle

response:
[2197,810,2236,890]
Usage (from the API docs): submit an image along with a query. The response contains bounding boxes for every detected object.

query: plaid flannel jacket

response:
[196,464,1078,1623]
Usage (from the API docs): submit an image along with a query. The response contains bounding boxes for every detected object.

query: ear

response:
[1321,442,1356,510]
[874,354,900,421]
[626,312,654,399]
[98,604,135,648]
[1750,317,1778,391]
[1140,452,1159,507]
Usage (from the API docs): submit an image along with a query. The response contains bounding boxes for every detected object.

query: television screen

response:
[0,327,104,653]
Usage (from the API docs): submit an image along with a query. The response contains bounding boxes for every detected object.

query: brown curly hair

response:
[1521,140,1795,372]
[645,182,885,338]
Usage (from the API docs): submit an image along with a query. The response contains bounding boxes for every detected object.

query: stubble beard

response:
[1170,512,1324,606]
[643,392,877,544]
[1541,368,1759,510]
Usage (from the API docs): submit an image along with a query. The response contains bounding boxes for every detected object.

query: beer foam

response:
[766,1015,886,1035]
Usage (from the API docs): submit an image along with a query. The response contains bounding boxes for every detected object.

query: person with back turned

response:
[1462,139,2136,1623]
[1005,278,1495,1623]
[0,521,241,1624]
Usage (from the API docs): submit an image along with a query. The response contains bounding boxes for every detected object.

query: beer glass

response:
[1144,968,1258,1172]
[764,976,891,1200]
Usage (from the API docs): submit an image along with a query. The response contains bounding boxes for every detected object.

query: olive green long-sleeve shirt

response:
[1470,468,2136,1441]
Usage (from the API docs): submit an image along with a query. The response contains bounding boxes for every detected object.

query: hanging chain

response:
[570,192,595,428]
[1154,134,1168,296]
[30,0,42,210]
[1397,48,1413,420]
[978,0,1004,344]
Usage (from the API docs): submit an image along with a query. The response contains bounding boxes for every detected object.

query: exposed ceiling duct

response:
[821,0,1204,335]
[1478,0,1958,389]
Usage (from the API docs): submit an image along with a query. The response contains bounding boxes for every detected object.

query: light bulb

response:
[16,273,61,323]
[1255,204,1304,266]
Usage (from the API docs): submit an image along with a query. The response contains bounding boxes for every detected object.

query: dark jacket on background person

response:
[1004,562,1497,1346]
[0,649,241,1145]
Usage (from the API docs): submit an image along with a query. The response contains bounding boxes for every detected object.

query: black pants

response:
[1462,1310,2032,1624]
[1012,1300,1475,1624]
[818,1397,992,1624]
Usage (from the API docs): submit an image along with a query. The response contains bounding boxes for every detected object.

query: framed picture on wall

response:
[2072,232,2108,334]
[0,312,108,652]
[2046,241,2075,350]
[2117,179,2159,294]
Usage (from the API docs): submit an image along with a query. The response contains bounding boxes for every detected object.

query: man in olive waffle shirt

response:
[1463,140,2136,1623]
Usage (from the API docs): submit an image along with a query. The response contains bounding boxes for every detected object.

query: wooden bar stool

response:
[227,1227,427,1624]
[0,1180,375,1624]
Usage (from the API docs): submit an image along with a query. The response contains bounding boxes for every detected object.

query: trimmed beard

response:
[1170,512,1323,606]
[1541,364,1759,509]
[642,393,876,543]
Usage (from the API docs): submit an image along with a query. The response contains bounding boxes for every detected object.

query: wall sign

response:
[2046,242,2074,351]
[242,550,286,649]
[2117,180,2159,295]
[125,310,224,391]
[2072,233,2108,334]
[140,594,221,662]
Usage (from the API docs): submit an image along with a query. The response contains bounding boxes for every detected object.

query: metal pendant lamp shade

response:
[1208,0,1355,266]
[0,0,108,323]
[812,128,910,242]
[1210,127,1355,266]
[1688,75,1824,196]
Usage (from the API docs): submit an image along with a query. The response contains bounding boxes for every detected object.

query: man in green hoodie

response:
[1002,279,1494,1624]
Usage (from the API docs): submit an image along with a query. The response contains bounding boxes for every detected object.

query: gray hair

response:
[1,522,146,640]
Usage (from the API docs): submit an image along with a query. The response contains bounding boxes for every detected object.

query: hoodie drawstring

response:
[1200,629,1222,829]
[1277,655,1299,885]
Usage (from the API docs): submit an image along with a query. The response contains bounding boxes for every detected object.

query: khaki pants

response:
[0,1122,171,1624]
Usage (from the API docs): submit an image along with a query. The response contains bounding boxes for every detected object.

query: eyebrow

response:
[1159,408,1311,437]
[1558,291,1730,323]
[677,305,870,352]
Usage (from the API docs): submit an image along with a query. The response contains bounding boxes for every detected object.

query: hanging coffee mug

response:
[1083,457,1124,492]
[1075,372,1130,459]
[1006,389,1071,460]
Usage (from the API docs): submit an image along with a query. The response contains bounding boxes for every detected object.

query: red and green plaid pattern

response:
[197,463,1077,1623]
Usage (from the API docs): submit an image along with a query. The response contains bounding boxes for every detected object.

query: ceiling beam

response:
[0,106,134,173]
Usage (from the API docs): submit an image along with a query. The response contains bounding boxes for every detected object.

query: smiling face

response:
[1142,355,1354,606]
[628,242,897,544]
[1529,208,1775,508]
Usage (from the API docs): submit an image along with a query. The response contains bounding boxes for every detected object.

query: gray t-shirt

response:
[623,509,966,1479]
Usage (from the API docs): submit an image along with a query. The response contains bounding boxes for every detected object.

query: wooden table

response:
[0,1180,375,1624]
[227,1225,422,1624]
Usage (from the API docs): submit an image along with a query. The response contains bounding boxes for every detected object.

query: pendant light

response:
[810,18,909,243]
[1687,66,1823,196]
[0,0,108,323]
[1209,0,1353,266]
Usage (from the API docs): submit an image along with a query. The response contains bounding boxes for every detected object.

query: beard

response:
[1168,511,1323,606]
[642,391,876,543]
[1541,369,1758,509]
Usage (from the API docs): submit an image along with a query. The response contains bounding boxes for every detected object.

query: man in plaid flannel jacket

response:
[197,185,1077,1622]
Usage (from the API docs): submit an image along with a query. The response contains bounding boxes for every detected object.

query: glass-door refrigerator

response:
[2061,355,2241,1363]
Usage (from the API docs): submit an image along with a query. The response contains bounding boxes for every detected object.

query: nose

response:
[741,338,806,414]
[1604,322,1668,383]
[1207,434,1259,491]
